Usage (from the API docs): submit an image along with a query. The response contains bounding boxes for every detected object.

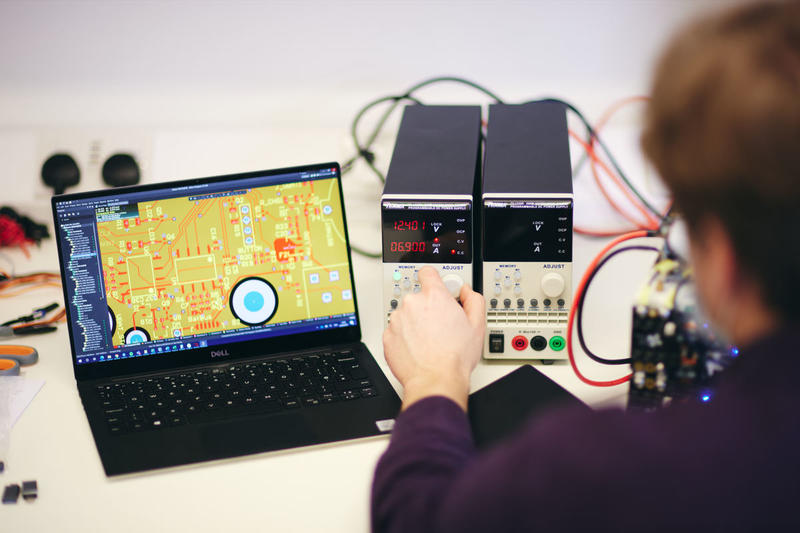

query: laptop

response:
[51,162,401,476]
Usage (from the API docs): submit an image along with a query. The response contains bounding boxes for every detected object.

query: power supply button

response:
[489,333,504,353]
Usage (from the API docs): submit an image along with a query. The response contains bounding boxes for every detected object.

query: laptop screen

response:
[52,164,360,375]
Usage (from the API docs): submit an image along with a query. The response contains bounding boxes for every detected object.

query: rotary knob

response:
[541,272,565,297]
[441,274,464,298]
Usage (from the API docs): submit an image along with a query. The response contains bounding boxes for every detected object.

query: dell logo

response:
[210,349,230,358]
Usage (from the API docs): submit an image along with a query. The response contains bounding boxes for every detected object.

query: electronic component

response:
[2,484,20,504]
[481,102,573,359]
[628,247,735,411]
[21,480,38,501]
[381,105,482,321]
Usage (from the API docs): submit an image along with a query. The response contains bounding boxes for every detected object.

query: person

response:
[372,1,800,531]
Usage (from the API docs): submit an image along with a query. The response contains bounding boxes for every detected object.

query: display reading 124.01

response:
[381,202,471,263]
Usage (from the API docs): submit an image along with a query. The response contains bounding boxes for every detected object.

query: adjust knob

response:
[503,276,512,288]
[441,274,464,298]
[541,272,565,297]
[513,270,521,281]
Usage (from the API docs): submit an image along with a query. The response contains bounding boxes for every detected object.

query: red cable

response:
[567,230,648,387]
[570,130,659,231]
[589,95,659,229]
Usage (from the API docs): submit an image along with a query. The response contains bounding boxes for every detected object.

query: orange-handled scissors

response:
[0,345,38,375]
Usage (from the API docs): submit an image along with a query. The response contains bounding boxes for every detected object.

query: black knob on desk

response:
[41,153,80,195]
[489,298,497,309]
[102,153,140,187]
[503,298,511,308]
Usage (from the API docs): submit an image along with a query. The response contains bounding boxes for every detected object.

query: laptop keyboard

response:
[94,351,377,436]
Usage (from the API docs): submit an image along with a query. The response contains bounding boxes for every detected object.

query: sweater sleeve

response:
[371,395,660,533]
[371,396,477,533]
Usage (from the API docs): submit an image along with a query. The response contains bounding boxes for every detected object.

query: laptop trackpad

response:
[199,413,316,457]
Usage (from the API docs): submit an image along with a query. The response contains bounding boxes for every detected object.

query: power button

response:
[489,333,504,353]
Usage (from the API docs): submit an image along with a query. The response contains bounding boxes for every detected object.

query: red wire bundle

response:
[0,214,32,255]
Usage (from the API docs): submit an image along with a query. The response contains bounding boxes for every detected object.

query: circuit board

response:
[628,252,735,411]
[96,177,354,346]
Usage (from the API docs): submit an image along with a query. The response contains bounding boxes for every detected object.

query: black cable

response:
[402,76,505,104]
[345,94,424,183]
[344,76,504,183]
[349,243,382,259]
[344,76,503,257]
[577,244,660,365]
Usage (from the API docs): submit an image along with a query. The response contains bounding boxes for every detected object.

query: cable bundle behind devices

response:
[342,76,669,257]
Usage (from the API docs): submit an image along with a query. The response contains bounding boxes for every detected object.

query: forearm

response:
[400,372,470,412]
[371,396,477,533]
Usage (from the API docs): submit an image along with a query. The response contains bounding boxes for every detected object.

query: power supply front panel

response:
[482,198,572,359]
[382,199,473,322]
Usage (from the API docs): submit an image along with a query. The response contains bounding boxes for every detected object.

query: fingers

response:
[459,283,486,330]
[417,266,446,293]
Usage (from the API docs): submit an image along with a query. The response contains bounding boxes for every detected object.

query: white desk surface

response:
[0,118,666,532]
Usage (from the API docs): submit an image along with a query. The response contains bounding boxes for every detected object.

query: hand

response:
[382,266,485,411]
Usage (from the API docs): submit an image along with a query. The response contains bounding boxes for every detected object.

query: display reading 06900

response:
[381,201,471,263]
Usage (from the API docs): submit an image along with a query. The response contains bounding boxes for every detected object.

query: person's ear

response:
[688,217,739,327]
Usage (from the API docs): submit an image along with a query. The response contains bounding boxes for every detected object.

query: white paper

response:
[0,376,45,459]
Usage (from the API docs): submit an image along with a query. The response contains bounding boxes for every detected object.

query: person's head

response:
[642,0,800,344]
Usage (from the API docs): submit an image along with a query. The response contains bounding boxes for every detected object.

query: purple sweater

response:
[372,325,800,531]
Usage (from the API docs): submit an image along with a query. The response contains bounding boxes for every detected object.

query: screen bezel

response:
[52,162,362,382]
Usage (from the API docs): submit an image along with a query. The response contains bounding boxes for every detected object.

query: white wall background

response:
[0,0,736,127]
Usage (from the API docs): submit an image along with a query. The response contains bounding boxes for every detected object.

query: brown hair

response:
[642,0,800,319]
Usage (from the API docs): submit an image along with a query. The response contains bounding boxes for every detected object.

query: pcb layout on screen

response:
[96,177,354,347]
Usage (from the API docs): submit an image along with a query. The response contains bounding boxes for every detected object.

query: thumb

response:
[459,284,485,330]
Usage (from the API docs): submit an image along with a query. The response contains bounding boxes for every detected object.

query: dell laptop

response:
[52,162,401,476]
